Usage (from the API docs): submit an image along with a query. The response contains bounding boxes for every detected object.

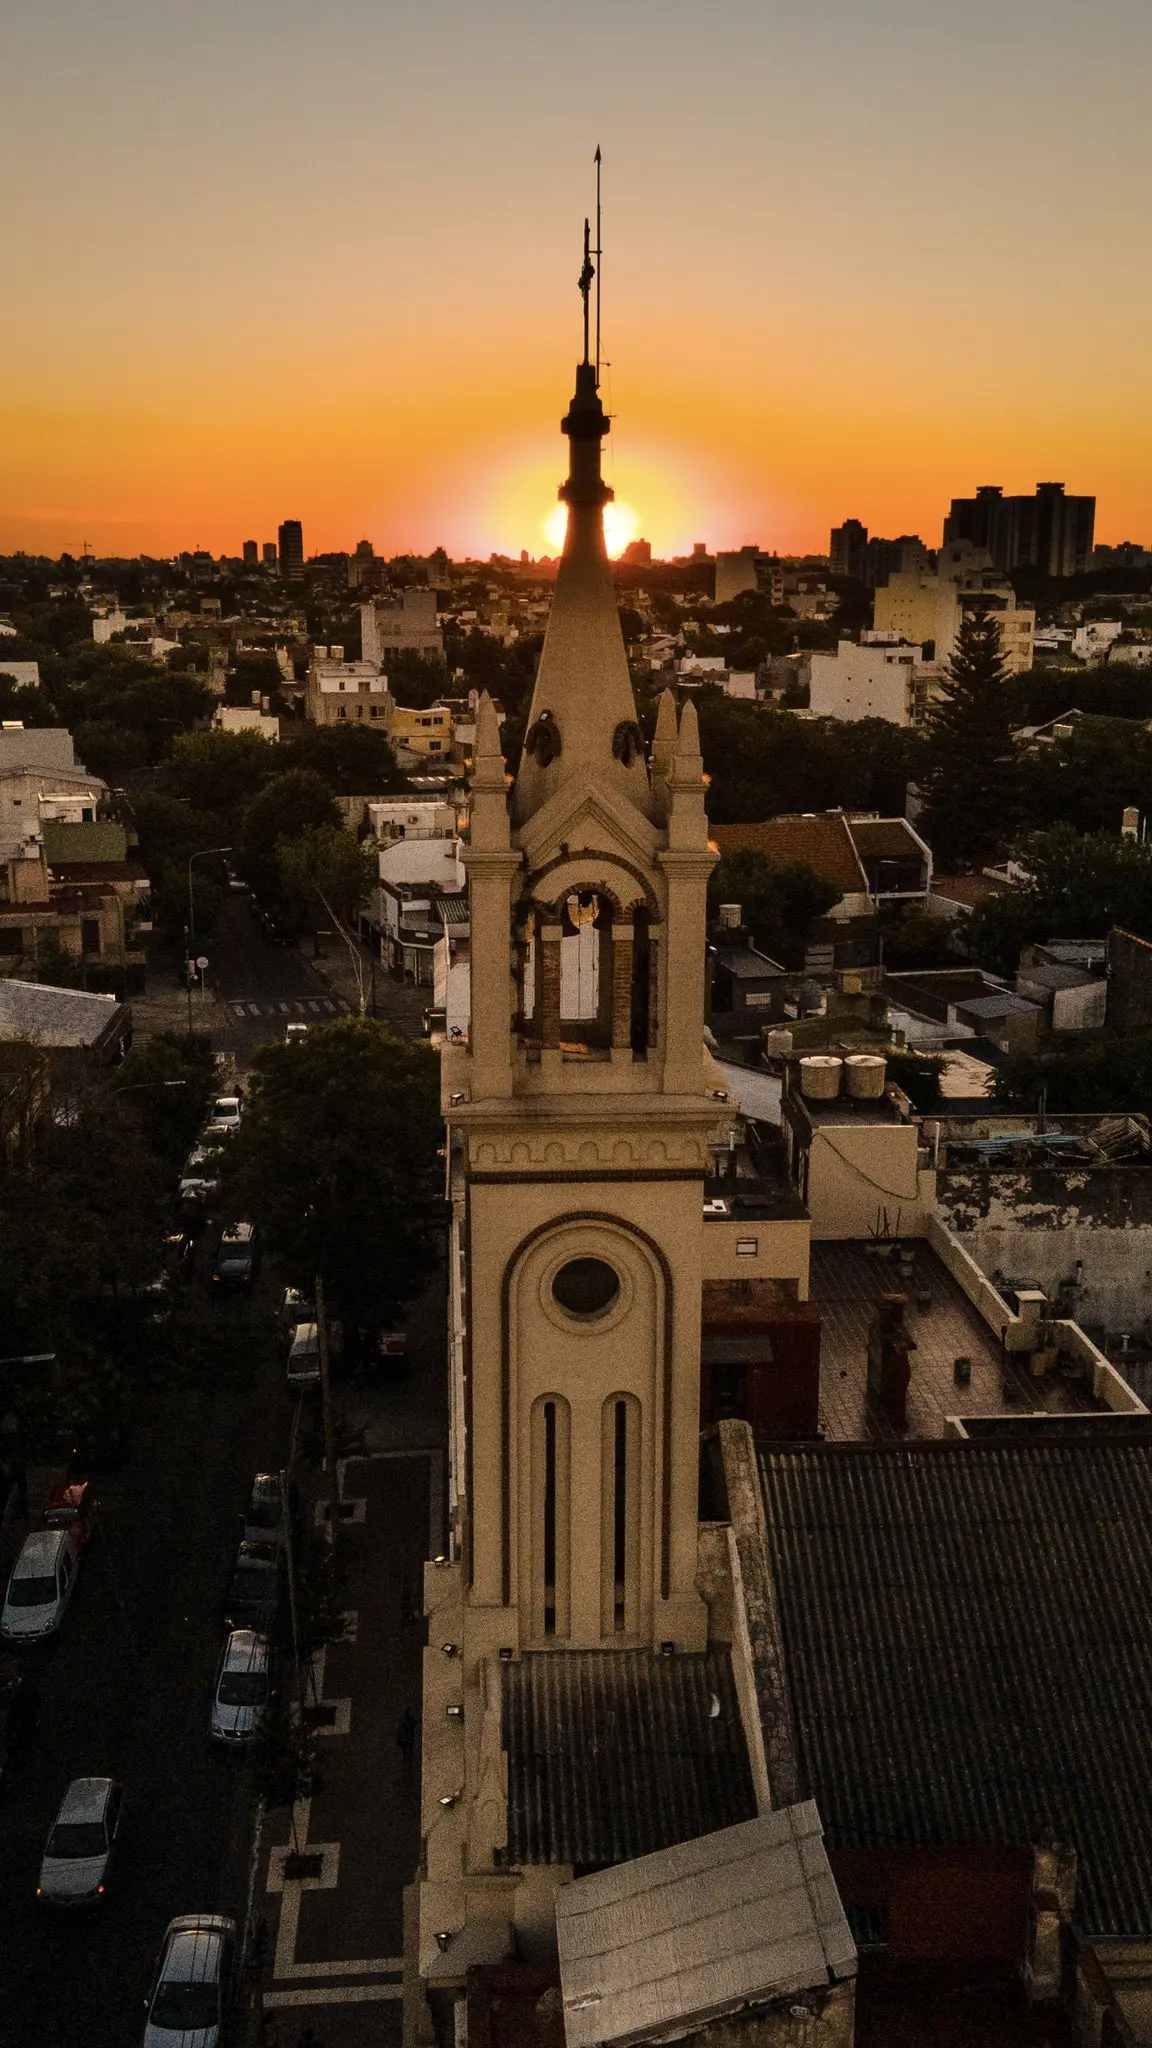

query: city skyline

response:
[2,0,1149,559]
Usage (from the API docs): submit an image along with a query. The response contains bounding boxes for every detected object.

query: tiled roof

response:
[931,873,1009,908]
[502,1649,756,1869]
[712,817,864,897]
[757,1437,1152,1939]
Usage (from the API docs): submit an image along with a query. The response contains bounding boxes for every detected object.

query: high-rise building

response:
[829,518,868,581]
[277,519,304,580]
[242,539,258,567]
[944,483,1095,577]
[262,541,277,566]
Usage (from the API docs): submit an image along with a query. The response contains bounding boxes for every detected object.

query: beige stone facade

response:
[412,353,819,2034]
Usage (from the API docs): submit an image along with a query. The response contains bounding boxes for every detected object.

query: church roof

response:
[511,357,651,829]
[756,1435,1152,1940]
[502,1648,756,1868]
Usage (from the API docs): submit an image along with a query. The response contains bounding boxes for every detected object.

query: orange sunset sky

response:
[2,0,1150,562]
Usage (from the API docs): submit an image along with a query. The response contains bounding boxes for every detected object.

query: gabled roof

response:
[756,1436,1152,1940]
[712,816,865,897]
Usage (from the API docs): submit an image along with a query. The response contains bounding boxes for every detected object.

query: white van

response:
[286,1322,321,1389]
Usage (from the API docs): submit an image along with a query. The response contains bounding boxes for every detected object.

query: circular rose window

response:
[551,1257,620,1319]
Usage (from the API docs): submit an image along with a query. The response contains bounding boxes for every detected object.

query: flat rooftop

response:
[810,1241,1100,1442]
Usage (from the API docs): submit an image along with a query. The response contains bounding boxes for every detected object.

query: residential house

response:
[808,638,939,727]
[389,702,454,762]
[360,588,443,667]
[371,833,465,984]
[712,812,932,973]
[306,654,391,728]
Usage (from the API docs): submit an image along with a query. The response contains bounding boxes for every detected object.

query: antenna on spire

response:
[594,146,603,385]
[579,219,593,366]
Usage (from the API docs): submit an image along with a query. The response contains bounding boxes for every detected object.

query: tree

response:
[967,826,1152,975]
[919,607,1020,869]
[164,728,281,823]
[879,903,962,971]
[282,723,411,796]
[241,770,341,903]
[1017,717,1152,838]
[223,1018,441,1336]
[707,849,839,969]
[998,1034,1152,1119]
[111,1031,216,1178]
[276,825,375,937]
[692,692,920,824]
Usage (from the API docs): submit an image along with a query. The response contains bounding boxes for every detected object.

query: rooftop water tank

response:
[799,1055,843,1101]
[844,1053,887,1100]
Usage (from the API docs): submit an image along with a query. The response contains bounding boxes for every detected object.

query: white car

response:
[143,1914,236,2045]
[178,1146,219,1203]
[209,1630,273,1744]
[37,1776,122,1905]
[210,1094,243,1129]
[1,1529,80,1642]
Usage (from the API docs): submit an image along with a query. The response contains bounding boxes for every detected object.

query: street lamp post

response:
[185,847,231,1033]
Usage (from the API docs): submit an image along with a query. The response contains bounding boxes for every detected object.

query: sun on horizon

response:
[542,498,640,559]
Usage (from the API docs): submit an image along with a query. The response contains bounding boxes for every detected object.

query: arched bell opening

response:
[559,889,613,1048]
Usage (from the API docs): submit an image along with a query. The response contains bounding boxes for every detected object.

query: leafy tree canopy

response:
[1017,717,1152,839]
[282,722,411,796]
[693,691,919,823]
[165,728,281,822]
[240,769,341,902]
[708,848,839,969]
[998,1034,1152,1120]
[222,1018,442,1332]
[275,825,375,937]
[966,827,1152,975]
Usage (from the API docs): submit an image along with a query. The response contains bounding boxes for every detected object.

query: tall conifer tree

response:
[920,604,1019,870]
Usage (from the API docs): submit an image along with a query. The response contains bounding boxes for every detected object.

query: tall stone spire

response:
[511,228,652,827]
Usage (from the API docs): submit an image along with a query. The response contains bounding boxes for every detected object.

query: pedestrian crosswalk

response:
[228,996,350,1019]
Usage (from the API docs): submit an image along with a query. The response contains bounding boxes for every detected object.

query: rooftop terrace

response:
[811,1241,1102,1442]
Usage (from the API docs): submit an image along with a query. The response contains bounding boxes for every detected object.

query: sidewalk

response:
[249,1451,432,2046]
[247,1270,447,2045]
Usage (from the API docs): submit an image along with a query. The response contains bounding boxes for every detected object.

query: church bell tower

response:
[441,227,721,1662]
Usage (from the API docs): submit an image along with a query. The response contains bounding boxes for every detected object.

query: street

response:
[0,1293,290,2048]
[0,901,445,2047]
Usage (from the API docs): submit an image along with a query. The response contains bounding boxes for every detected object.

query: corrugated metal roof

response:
[757,1439,1152,1939]
[502,1650,757,1869]
[557,1803,855,2048]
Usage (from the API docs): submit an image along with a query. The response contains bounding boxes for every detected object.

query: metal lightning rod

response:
[594,145,603,386]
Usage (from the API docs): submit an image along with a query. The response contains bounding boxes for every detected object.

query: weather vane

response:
[578,147,604,384]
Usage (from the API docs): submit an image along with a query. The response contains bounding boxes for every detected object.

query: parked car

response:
[211,1223,259,1289]
[278,1285,316,1328]
[0,1665,40,1785]
[285,1021,310,1043]
[142,1913,236,2045]
[224,1540,282,1632]
[1,1529,80,1643]
[178,1147,219,1205]
[209,1631,274,1744]
[37,1776,122,1904]
[42,1480,97,1554]
[242,1472,291,1549]
[286,1321,321,1390]
[210,1094,243,1129]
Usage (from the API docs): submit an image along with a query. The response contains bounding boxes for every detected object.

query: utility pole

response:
[314,1270,338,1524]
[183,924,193,1035]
